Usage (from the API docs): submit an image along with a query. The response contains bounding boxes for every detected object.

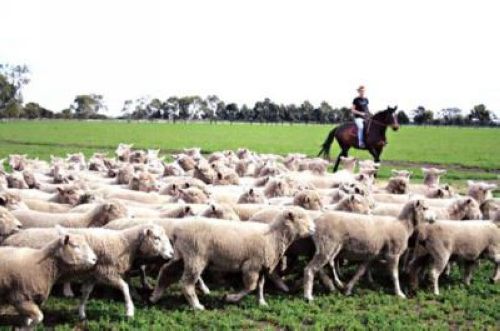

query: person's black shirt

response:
[353,97,369,118]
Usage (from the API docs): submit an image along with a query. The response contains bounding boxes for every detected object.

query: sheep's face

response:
[183,147,202,159]
[408,200,435,226]
[467,181,497,204]
[194,163,215,184]
[176,155,196,171]
[56,187,82,206]
[139,226,174,260]
[163,162,185,176]
[264,179,290,198]
[56,233,97,268]
[116,143,133,161]
[307,158,330,174]
[161,205,195,218]
[294,191,323,211]
[93,201,128,226]
[214,171,240,185]
[129,172,158,192]
[0,193,28,211]
[386,177,409,194]
[345,194,371,214]
[202,204,239,221]
[22,170,39,189]
[129,150,147,164]
[179,188,209,204]
[340,156,357,172]
[0,207,23,238]
[422,167,447,186]
[117,165,134,184]
[254,176,270,187]
[480,199,500,220]
[6,172,28,189]
[235,160,251,176]
[391,169,412,180]
[9,154,27,171]
[449,198,482,220]
[238,188,266,204]
[276,208,315,238]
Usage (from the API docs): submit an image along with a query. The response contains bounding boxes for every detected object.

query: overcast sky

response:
[2,0,500,116]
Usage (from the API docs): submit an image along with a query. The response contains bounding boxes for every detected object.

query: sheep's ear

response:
[466,198,473,204]
[421,167,429,174]
[467,180,474,187]
[249,188,254,196]
[286,211,295,221]
[391,169,399,175]
[438,169,447,175]
[56,187,64,194]
[0,195,6,205]
[277,182,282,188]
[185,206,191,213]
[145,228,153,236]
[304,196,310,203]
[171,184,177,190]
[350,195,355,202]
[217,172,223,180]
[211,204,216,212]
[415,200,421,207]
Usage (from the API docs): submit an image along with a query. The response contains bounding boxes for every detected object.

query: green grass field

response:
[0,120,499,330]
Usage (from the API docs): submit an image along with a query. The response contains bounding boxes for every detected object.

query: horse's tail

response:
[317,127,337,159]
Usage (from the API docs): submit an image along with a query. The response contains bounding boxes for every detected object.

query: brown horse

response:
[318,106,400,172]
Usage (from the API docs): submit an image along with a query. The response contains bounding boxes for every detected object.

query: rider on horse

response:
[352,85,370,148]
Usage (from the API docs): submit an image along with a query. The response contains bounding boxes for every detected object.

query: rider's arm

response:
[351,104,364,117]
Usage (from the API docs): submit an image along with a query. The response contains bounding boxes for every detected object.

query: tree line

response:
[1,64,498,126]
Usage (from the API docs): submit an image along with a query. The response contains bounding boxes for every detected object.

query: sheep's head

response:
[6,172,29,189]
[386,177,409,194]
[307,158,330,175]
[264,178,291,198]
[193,162,216,184]
[129,171,158,192]
[254,176,270,187]
[422,167,447,186]
[183,147,202,160]
[272,207,315,239]
[214,170,240,185]
[116,164,134,184]
[340,156,357,172]
[56,187,83,206]
[9,154,27,171]
[178,188,209,204]
[163,162,185,177]
[138,225,174,260]
[160,205,195,219]
[0,192,28,211]
[115,143,133,161]
[400,199,435,227]
[336,194,371,215]
[0,207,23,240]
[480,199,500,220]
[201,203,239,221]
[237,188,266,204]
[22,170,40,189]
[391,169,412,180]
[467,181,497,204]
[91,200,128,227]
[293,190,323,211]
[448,197,482,220]
[235,159,252,176]
[176,155,197,171]
[54,228,97,267]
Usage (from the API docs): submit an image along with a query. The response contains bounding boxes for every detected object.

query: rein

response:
[366,116,389,135]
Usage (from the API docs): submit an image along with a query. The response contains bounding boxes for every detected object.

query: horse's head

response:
[374,106,399,131]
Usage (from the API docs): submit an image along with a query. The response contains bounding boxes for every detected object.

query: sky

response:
[2,0,500,116]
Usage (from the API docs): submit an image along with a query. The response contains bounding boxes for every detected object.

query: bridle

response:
[366,112,397,134]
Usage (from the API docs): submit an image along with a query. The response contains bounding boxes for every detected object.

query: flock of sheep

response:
[0,144,499,329]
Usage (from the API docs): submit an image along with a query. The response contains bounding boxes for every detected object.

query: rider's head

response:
[357,85,365,97]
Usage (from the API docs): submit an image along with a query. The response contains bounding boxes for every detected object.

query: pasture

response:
[0,120,499,330]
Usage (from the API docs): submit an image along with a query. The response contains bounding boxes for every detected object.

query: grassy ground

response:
[0,120,499,330]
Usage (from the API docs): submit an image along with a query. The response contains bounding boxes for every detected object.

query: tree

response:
[23,102,53,119]
[412,106,434,125]
[71,94,107,119]
[468,104,492,124]
[0,64,30,117]
[396,110,410,125]
[299,100,314,123]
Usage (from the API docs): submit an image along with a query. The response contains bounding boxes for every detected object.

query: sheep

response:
[293,190,323,211]
[264,178,292,198]
[408,218,500,295]
[0,207,23,242]
[327,194,371,215]
[480,199,500,220]
[200,203,240,221]
[381,176,410,194]
[422,167,447,186]
[8,186,84,206]
[8,154,28,171]
[0,192,29,211]
[372,197,481,220]
[193,162,216,184]
[175,154,197,171]
[6,171,29,189]
[339,156,357,172]
[213,169,240,185]
[175,187,210,204]
[391,169,412,180]
[3,224,173,319]
[424,184,455,199]
[0,230,97,329]
[467,181,497,204]
[163,161,185,177]
[237,188,266,204]
[128,171,158,192]
[150,207,315,309]
[11,200,127,228]
[303,199,435,301]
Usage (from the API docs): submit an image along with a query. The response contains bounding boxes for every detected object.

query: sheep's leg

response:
[13,300,44,328]
[365,270,374,285]
[268,271,290,293]
[225,270,259,304]
[140,265,153,291]
[150,259,183,303]
[429,253,450,296]
[256,272,268,306]
[181,260,206,310]
[63,282,75,298]
[463,261,477,286]
[318,267,335,292]
[344,261,371,296]
[303,252,329,302]
[492,263,500,283]
[101,276,135,318]
[197,276,210,295]
[387,256,405,298]
[78,281,95,320]
[330,257,344,289]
